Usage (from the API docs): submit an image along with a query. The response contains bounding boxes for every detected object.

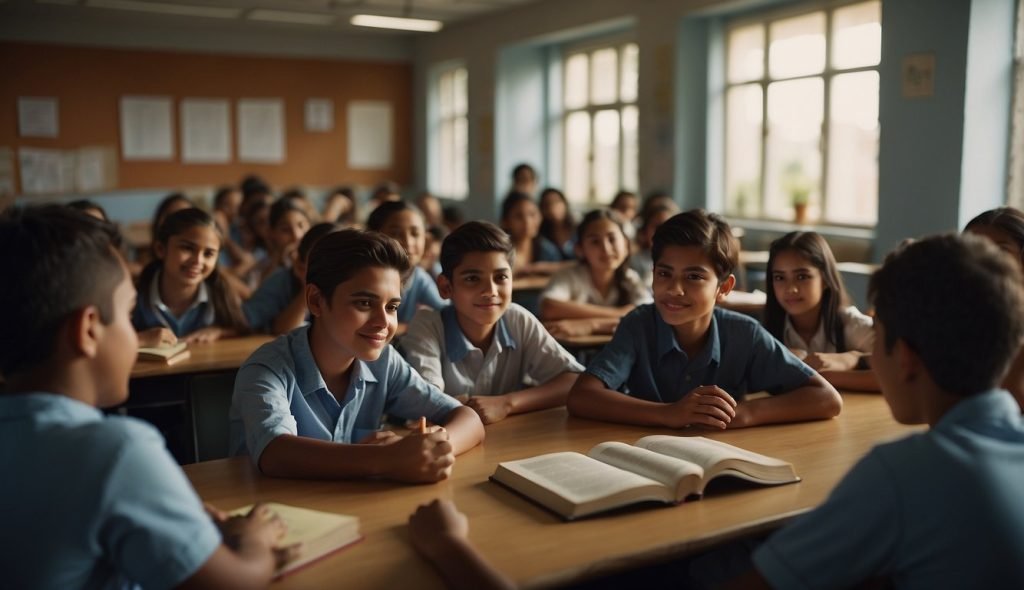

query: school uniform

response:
[229,325,462,466]
[540,264,653,308]
[398,266,447,324]
[781,305,874,353]
[753,389,1024,589]
[585,305,814,402]
[532,235,566,263]
[0,394,220,589]
[629,249,654,287]
[402,303,584,397]
[243,266,301,332]
[131,270,214,337]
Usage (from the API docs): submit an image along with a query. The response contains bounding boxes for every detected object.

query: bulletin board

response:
[0,41,413,195]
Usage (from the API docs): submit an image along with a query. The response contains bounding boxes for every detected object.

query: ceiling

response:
[4,0,543,34]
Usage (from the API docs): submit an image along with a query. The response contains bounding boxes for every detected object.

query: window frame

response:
[430,63,469,200]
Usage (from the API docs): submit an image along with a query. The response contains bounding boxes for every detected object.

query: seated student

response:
[0,206,293,589]
[538,187,577,259]
[256,196,311,284]
[567,210,841,429]
[322,185,358,226]
[541,209,652,338]
[964,206,1024,411]
[609,190,639,241]
[133,208,248,346]
[729,234,1024,589]
[212,185,258,300]
[402,221,583,424]
[629,202,678,286]
[366,201,448,331]
[764,231,879,392]
[229,229,485,481]
[416,191,444,228]
[500,191,567,276]
[510,162,539,198]
[243,222,339,335]
[422,224,445,278]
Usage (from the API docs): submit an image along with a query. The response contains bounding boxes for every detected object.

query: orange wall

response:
[0,42,413,193]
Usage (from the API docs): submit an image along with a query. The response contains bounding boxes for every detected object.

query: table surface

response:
[130,335,273,379]
[185,393,917,589]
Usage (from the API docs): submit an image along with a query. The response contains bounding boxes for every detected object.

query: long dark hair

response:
[138,208,247,332]
[764,231,849,352]
[538,187,576,244]
[576,209,635,307]
[964,206,1024,266]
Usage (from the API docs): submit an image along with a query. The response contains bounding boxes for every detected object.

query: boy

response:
[403,221,583,424]
[0,206,290,588]
[229,229,485,481]
[568,209,841,429]
[735,234,1024,588]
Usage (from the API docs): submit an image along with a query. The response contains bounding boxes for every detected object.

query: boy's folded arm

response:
[730,374,843,428]
[819,369,880,392]
[567,373,677,427]
[539,297,628,321]
[440,406,485,455]
[505,371,579,415]
[257,434,396,479]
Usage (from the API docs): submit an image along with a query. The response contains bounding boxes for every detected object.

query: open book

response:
[490,436,799,520]
[136,342,190,365]
[230,503,361,577]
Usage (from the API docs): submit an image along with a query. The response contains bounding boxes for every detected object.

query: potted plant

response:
[782,161,812,225]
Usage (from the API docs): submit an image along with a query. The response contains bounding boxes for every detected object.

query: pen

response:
[418,416,427,434]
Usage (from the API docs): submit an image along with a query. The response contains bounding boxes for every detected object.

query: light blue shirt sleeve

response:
[584,312,641,391]
[381,348,463,423]
[745,323,816,395]
[399,267,447,323]
[243,267,297,333]
[753,450,900,589]
[101,420,222,590]
[232,362,300,466]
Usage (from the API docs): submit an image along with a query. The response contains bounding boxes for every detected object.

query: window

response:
[1009,0,1024,208]
[434,66,468,199]
[724,1,881,226]
[563,42,639,204]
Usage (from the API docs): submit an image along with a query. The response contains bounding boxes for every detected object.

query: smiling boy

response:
[568,209,841,429]
[403,221,583,424]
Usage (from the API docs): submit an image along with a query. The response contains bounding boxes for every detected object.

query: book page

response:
[588,442,703,493]
[499,452,664,503]
[635,436,797,484]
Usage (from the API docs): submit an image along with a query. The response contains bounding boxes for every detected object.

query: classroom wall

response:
[1,42,414,195]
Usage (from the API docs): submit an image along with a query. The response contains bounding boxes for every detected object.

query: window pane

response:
[438,119,454,196]
[765,78,823,221]
[832,1,881,69]
[769,12,826,78]
[565,53,589,110]
[622,105,639,192]
[453,67,468,116]
[593,109,620,201]
[453,115,468,198]
[565,111,591,202]
[725,84,764,218]
[439,71,454,118]
[620,43,639,102]
[728,24,765,83]
[827,72,878,224]
[591,47,618,105]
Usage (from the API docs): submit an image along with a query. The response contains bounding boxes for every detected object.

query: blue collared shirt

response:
[243,267,301,332]
[229,325,463,466]
[131,270,215,337]
[585,305,814,402]
[0,393,221,590]
[398,266,448,323]
[754,389,1024,589]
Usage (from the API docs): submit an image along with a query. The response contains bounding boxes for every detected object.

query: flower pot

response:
[793,203,808,225]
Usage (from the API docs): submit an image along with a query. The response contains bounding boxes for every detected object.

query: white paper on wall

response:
[347,100,392,169]
[120,96,175,160]
[237,98,285,163]
[18,97,59,138]
[181,98,231,163]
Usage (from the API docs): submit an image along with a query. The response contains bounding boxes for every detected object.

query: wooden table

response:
[131,335,273,379]
[185,393,918,589]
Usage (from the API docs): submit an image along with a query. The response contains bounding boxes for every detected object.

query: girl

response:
[258,196,311,284]
[500,191,565,275]
[964,206,1024,410]
[609,190,638,241]
[322,186,357,226]
[538,187,576,259]
[133,208,247,346]
[764,231,878,391]
[366,200,447,330]
[629,202,678,286]
[540,209,652,337]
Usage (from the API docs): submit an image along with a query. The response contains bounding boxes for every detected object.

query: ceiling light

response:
[350,14,442,32]
[248,9,336,26]
[86,0,241,19]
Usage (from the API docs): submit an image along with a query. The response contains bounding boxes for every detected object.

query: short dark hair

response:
[67,199,108,221]
[212,186,238,209]
[0,206,125,376]
[269,196,310,230]
[651,209,738,280]
[366,200,421,232]
[500,191,534,221]
[440,221,515,280]
[152,192,195,236]
[869,233,1024,396]
[306,229,410,301]
[512,163,536,182]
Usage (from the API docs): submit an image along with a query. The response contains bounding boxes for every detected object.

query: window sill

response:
[728,217,875,241]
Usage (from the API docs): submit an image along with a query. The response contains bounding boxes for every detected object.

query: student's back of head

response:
[870,233,1024,396]
[651,209,738,281]
[439,221,515,280]
[0,206,124,377]
[306,229,411,301]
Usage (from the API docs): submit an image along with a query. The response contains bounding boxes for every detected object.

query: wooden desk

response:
[556,333,612,352]
[131,335,273,379]
[185,393,918,589]
[513,275,551,292]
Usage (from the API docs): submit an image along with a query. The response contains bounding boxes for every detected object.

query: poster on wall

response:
[305,98,334,132]
[181,98,231,163]
[18,97,59,138]
[347,100,392,169]
[18,147,74,194]
[120,96,175,160]
[237,98,285,163]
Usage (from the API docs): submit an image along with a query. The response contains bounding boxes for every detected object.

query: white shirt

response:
[402,303,584,397]
[540,264,652,307]
[782,305,874,353]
